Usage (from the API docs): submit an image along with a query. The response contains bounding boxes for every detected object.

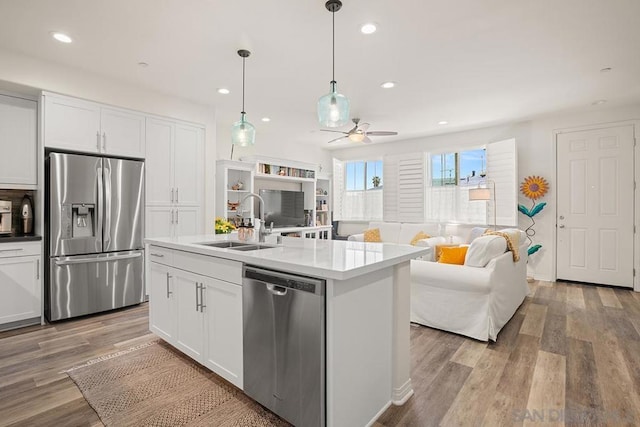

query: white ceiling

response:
[1,0,639,149]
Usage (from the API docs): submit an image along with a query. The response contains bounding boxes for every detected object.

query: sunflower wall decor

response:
[518,175,549,256]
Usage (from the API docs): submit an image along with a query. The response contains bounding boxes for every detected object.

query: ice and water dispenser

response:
[61,203,96,239]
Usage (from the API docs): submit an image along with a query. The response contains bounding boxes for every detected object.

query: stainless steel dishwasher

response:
[243,265,325,427]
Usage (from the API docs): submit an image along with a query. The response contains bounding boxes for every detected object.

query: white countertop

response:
[145,234,429,280]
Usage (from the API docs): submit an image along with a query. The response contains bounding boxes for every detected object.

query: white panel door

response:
[43,94,100,153]
[173,269,204,361]
[100,107,146,158]
[0,256,41,324]
[0,95,37,187]
[148,262,175,342]
[175,207,201,237]
[146,206,174,238]
[174,124,203,207]
[145,119,174,205]
[203,278,243,388]
[557,125,635,287]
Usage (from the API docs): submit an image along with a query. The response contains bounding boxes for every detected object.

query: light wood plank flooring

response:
[1,281,640,426]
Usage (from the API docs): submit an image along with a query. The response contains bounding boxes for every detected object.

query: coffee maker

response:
[21,195,33,235]
[0,200,11,235]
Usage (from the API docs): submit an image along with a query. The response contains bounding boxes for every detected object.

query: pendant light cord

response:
[332,9,336,83]
[241,56,246,114]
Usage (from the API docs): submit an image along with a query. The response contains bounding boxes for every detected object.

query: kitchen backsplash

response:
[0,189,35,235]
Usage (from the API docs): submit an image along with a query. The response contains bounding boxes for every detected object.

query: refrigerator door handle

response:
[96,165,104,251]
[103,164,112,250]
[55,252,142,266]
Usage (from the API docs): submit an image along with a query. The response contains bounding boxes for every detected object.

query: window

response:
[333,159,383,221]
[431,149,486,187]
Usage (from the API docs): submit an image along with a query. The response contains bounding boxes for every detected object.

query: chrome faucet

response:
[240,193,273,242]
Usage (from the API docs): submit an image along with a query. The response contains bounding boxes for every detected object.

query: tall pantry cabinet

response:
[145,118,204,238]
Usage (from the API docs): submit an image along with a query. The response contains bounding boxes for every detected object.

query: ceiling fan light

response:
[318,82,350,127]
[231,112,255,147]
[349,132,366,142]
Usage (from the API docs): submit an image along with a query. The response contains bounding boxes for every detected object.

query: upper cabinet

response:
[0,94,37,188]
[43,92,145,158]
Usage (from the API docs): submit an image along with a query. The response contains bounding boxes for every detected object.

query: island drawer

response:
[148,246,174,266]
[173,251,242,284]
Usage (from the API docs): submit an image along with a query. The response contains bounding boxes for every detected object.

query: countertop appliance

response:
[243,265,325,427]
[45,152,145,321]
[20,194,33,235]
[0,200,10,235]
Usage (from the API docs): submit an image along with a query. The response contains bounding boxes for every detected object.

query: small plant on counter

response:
[372,176,381,188]
[215,217,236,234]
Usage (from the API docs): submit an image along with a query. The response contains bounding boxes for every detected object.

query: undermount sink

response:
[197,241,276,251]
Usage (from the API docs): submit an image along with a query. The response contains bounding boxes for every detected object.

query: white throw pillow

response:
[464,235,507,267]
[468,227,488,243]
[414,236,446,248]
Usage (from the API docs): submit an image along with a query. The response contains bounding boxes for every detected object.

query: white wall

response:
[0,47,217,230]
[331,104,640,281]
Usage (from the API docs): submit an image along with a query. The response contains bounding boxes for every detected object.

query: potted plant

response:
[372,176,381,188]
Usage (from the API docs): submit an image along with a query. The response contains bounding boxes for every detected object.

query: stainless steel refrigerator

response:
[45,152,145,321]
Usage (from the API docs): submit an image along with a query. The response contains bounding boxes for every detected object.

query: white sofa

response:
[349,221,530,341]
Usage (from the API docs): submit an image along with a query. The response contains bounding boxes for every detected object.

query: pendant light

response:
[317,0,350,128]
[231,49,255,149]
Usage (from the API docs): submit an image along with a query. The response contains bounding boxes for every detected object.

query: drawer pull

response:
[150,253,165,258]
[0,248,24,253]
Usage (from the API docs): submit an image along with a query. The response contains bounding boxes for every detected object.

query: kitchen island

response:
[145,234,429,427]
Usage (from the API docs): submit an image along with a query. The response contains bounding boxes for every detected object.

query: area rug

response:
[66,339,290,427]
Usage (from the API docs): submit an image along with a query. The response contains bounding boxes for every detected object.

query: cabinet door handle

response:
[166,272,172,298]
[195,282,200,311]
[171,188,174,204]
[176,188,179,204]
[176,209,179,224]
[200,283,206,312]
[170,210,174,225]
[102,132,106,151]
[36,259,40,280]
[96,131,100,150]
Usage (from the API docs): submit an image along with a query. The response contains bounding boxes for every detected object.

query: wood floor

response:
[1,280,640,426]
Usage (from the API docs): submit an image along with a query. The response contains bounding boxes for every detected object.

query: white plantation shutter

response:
[332,158,344,220]
[486,138,518,226]
[384,153,425,223]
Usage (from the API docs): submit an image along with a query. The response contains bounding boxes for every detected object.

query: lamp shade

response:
[317,81,350,128]
[231,112,255,147]
[469,187,491,201]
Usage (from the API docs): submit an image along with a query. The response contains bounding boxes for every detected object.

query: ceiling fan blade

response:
[362,136,373,144]
[327,136,348,144]
[320,129,348,134]
[366,131,398,136]
[358,122,370,133]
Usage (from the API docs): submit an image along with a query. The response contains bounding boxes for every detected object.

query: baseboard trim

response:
[365,400,392,427]
[391,378,414,405]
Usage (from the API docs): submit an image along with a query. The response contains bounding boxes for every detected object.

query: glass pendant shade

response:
[231,112,255,147]
[318,81,350,128]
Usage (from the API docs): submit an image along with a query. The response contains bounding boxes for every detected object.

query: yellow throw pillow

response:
[410,231,431,246]
[363,228,382,242]
[438,246,468,265]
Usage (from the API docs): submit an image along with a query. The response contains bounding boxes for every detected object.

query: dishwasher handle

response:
[266,284,288,296]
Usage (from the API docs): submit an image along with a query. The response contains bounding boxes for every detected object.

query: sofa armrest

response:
[410,259,493,293]
[348,233,365,242]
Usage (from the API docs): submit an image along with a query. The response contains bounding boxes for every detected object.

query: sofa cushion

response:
[398,223,440,245]
[368,221,402,243]
[468,227,488,243]
[438,246,468,265]
[464,235,507,267]
[410,231,431,246]
[364,228,382,242]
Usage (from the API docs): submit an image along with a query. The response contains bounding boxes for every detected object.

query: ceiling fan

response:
[321,118,398,144]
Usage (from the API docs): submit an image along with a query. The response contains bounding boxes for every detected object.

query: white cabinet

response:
[145,118,204,238]
[147,245,243,388]
[43,92,146,158]
[148,261,175,342]
[203,277,243,386]
[0,242,41,328]
[215,160,254,221]
[0,94,37,188]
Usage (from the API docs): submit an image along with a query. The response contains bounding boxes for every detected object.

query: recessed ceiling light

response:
[261,117,271,122]
[438,121,449,125]
[217,88,230,95]
[51,32,72,43]
[592,99,607,105]
[360,23,377,34]
[137,62,149,68]
[380,81,395,89]
[600,67,612,73]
